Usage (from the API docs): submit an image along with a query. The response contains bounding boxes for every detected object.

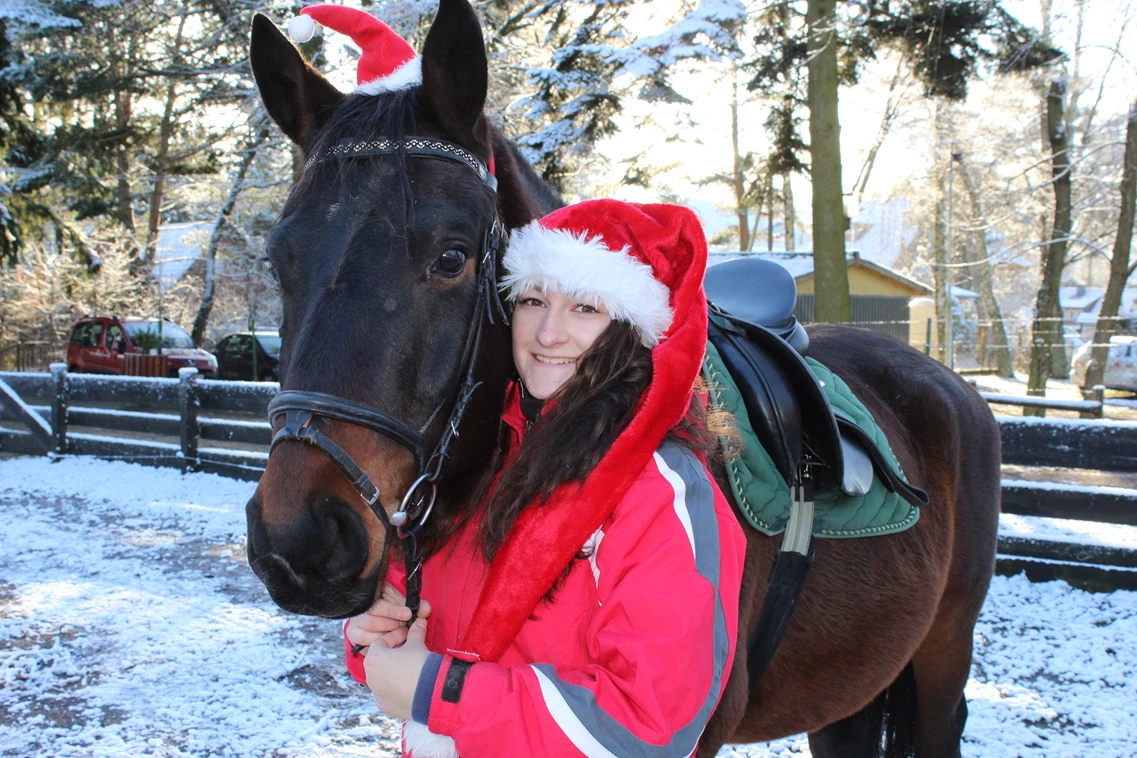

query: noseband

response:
[266,137,508,625]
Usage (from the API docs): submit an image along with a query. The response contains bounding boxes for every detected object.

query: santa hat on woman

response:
[455,200,710,663]
[287,5,422,95]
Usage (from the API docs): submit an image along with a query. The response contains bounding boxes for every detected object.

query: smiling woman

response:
[509,290,611,399]
[346,199,748,758]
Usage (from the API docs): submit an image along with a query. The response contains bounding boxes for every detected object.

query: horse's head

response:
[244,0,539,618]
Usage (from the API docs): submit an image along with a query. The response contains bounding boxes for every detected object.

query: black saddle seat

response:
[704,258,809,354]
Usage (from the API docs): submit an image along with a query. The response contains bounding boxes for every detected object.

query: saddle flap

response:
[838,430,874,497]
[707,317,801,486]
[711,309,844,480]
[834,414,930,507]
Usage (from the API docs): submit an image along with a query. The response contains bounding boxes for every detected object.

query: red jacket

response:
[347,387,747,757]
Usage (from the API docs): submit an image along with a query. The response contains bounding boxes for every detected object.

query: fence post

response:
[179,367,200,472]
[1092,384,1105,420]
[49,362,69,456]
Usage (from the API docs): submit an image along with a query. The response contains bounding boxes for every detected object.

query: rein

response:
[266,136,508,634]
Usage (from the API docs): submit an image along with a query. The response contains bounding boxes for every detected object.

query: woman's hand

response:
[365,617,430,721]
[346,582,433,652]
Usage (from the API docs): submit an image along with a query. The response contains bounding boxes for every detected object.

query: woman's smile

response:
[511,287,612,399]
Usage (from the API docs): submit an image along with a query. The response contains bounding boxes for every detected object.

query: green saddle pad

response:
[702,341,920,539]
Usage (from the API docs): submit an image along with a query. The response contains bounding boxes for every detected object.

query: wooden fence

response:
[2,367,1135,590]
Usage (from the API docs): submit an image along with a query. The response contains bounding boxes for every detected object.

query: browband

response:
[305,137,498,192]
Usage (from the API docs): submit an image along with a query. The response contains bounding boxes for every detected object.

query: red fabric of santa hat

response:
[287,5,422,95]
[455,199,710,663]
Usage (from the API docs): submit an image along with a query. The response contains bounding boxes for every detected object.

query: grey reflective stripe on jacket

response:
[530,442,729,758]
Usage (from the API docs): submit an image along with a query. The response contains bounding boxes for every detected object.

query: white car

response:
[1069,335,1137,392]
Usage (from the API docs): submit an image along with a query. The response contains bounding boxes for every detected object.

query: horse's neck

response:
[489,128,564,228]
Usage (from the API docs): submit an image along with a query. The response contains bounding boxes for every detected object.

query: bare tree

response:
[1026,78,1072,406]
[1082,99,1137,393]
[190,121,271,347]
[954,151,1015,377]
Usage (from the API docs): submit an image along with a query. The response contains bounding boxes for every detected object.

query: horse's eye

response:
[261,257,279,284]
[435,249,468,275]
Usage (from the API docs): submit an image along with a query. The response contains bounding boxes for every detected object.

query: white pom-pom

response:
[287,15,316,43]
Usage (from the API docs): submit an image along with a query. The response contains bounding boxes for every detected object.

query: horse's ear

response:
[420,0,488,139]
[249,13,345,145]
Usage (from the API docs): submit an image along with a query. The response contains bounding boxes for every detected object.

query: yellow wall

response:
[909,298,937,352]
[795,265,927,297]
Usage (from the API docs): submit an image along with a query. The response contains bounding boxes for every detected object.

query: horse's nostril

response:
[245,496,270,558]
[312,497,368,579]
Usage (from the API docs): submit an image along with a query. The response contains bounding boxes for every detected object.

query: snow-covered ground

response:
[2,457,1135,757]
[969,374,1137,422]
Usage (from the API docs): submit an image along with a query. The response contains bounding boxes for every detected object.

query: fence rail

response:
[2,368,1136,589]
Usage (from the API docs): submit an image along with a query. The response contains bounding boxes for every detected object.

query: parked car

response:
[213,331,281,381]
[66,316,218,377]
[1069,335,1137,392]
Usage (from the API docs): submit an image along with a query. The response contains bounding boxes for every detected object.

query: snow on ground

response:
[2,457,1136,757]
[969,374,1137,422]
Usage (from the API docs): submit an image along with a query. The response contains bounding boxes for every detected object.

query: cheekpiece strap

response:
[305,137,498,193]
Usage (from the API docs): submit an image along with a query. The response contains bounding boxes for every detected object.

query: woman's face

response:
[511,287,612,399]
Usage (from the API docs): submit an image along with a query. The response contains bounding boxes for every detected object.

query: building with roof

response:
[706,250,933,345]
[1059,284,1137,339]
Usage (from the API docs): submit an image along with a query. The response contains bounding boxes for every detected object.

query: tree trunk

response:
[932,102,950,364]
[731,70,750,253]
[145,83,177,258]
[1026,78,1072,407]
[145,9,189,259]
[766,171,775,251]
[191,125,270,346]
[784,174,795,250]
[1082,99,1137,392]
[806,0,850,323]
[852,60,904,211]
[114,87,135,232]
[954,152,1015,377]
[933,182,949,364]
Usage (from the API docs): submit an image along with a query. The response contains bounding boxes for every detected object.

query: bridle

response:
[266,136,509,627]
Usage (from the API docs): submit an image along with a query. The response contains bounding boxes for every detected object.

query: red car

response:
[66,316,218,377]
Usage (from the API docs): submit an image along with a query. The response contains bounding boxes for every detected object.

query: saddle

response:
[704,257,925,505]
[704,257,929,693]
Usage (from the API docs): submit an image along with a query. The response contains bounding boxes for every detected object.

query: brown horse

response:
[244,2,1002,756]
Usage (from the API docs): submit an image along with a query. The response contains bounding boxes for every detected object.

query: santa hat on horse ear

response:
[287,5,422,95]
[458,200,710,663]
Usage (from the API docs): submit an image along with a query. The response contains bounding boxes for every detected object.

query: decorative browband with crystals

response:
[305,137,498,192]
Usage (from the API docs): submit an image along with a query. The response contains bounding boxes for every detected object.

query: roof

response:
[706,251,933,295]
[151,222,214,294]
[950,285,979,299]
[1059,286,1104,310]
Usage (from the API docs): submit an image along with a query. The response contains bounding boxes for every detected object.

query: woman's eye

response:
[519,297,544,307]
[435,249,468,275]
[576,303,599,314]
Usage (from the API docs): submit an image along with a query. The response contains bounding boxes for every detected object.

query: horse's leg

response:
[807,663,917,758]
[807,708,883,758]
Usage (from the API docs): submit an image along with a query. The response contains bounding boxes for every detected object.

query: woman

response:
[345,199,747,757]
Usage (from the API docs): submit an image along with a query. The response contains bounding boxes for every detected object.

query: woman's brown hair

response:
[476,320,713,563]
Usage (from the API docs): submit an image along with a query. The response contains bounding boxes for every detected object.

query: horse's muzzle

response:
[245,493,378,618]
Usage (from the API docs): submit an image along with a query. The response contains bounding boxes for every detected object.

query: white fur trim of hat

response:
[403,721,458,758]
[501,222,673,348]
